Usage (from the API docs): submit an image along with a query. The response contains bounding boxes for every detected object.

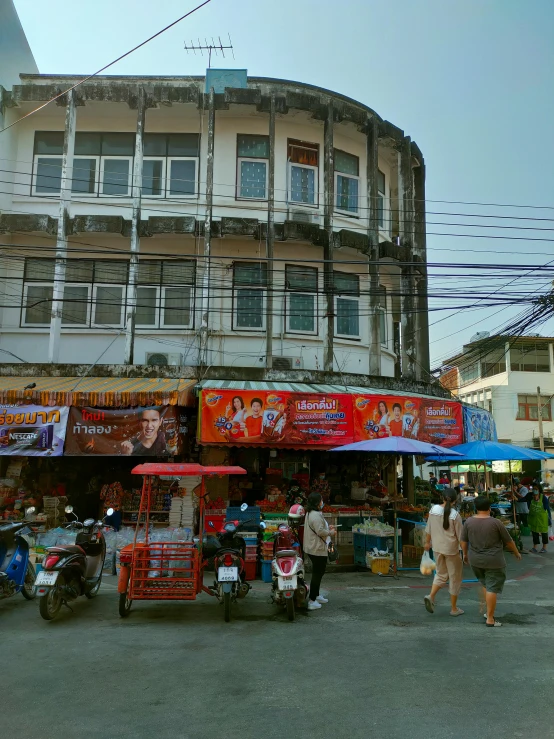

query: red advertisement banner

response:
[352,395,463,447]
[200,390,354,447]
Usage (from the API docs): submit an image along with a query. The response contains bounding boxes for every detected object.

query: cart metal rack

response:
[118,462,247,617]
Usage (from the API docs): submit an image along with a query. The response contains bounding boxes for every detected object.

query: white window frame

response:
[378,307,387,348]
[236,157,268,201]
[92,283,126,327]
[32,155,62,196]
[233,287,266,331]
[334,171,359,216]
[71,156,100,196]
[167,157,198,198]
[22,283,53,326]
[141,157,167,199]
[288,163,318,207]
[135,285,160,328]
[61,283,91,327]
[378,169,388,234]
[334,295,361,340]
[160,285,194,329]
[99,156,133,198]
[286,292,318,335]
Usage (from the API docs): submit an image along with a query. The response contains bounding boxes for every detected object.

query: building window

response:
[459,361,480,386]
[334,149,359,215]
[143,133,199,198]
[288,139,319,206]
[236,134,269,199]
[333,272,360,339]
[378,285,387,347]
[378,169,386,230]
[510,342,550,372]
[21,258,194,329]
[286,265,318,334]
[517,394,552,421]
[481,347,507,377]
[233,262,267,330]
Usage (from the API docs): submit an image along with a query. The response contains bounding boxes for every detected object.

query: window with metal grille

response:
[233,262,267,330]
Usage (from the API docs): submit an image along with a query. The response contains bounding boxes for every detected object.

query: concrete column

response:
[265,95,276,369]
[366,117,381,376]
[398,137,417,380]
[197,87,215,368]
[413,159,430,376]
[124,87,146,365]
[48,89,76,363]
[323,101,334,372]
[402,455,415,504]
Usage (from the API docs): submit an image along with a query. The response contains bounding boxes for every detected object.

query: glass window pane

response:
[163,287,191,326]
[35,158,62,193]
[102,159,130,195]
[289,293,315,332]
[71,158,96,193]
[529,405,539,420]
[378,193,384,228]
[94,286,123,325]
[236,289,263,328]
[101,133,135,156]
[62,286,88,325]
[336,174,358,213]
[94,261,128,284]
[286,265,317,292]
[25,258,55,282]
[143,134,167,156]
[289,141,318,166]
[34,132,63,155]
[168,134,200,157]
[136,287,157,326]
[25,285,53,324]
[337,297,359,336]
[169,160,196,195]
[65,260,94,282]
[75,133,101,156]
[379,310,387,344]
[334,149,358,175]
[290,165,315,204]
[378,169,386,194]
[142,159,164,196]
[162,260,195,285]
[234,262,267,286]
[239,160,267,198]
[138,261,162,285]
[238,135,269,158]
[333,272,359,295]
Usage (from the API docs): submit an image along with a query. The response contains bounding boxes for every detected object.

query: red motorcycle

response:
[270,505,309,621]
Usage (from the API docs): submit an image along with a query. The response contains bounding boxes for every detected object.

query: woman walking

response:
[528,483,551,553]
[303,492,335,611]
[423,488,465,616]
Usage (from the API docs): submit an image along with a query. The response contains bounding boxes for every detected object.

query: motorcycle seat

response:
[49,545,86,555]
[276,549,298,558]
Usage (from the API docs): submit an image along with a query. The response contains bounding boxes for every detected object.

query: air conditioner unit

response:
[145,352,183,367]
[271,356,303,371]
[287,208,321,225]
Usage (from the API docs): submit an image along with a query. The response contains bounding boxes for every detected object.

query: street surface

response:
[3,544,554,739]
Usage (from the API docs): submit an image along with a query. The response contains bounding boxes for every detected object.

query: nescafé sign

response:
[0,405,69,456]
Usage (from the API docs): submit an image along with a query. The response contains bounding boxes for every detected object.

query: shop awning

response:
[0,377,197,407]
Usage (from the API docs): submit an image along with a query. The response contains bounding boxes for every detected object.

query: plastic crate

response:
[261,560,273,583]
[226,506,261,524]
[353,532,366,550]
[403,544,424,563]
[244,559,257,581]
[354,549,367,567]
[367,554,392,574]
[366,534,402,553]
[242,535,258,546]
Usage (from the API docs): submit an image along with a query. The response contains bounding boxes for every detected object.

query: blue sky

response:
[13,0,554,366]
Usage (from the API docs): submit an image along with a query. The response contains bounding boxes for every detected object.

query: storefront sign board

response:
[463,406,498,442]
[0,405,68,456]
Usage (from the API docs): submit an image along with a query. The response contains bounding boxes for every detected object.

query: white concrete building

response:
[441,335,554,450]
[0,67,430,382]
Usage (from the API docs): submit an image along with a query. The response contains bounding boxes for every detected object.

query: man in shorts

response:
[460,495,521,627]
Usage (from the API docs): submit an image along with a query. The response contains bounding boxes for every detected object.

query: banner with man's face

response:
[64,406,186,456]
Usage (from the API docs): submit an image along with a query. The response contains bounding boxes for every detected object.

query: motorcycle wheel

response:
[223,591,231,622]
[39,583,63,621]
[286,598,295,622]
[21,562,36,600]
[119,592,132,618]
[85,575,102,599]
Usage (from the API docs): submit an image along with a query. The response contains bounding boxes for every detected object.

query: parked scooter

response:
[0,507,37,602]
[202,504,265,622]
[270,505,308,621]
[35,506,113,621]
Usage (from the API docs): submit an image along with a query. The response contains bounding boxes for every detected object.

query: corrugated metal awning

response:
[0,377,197,408]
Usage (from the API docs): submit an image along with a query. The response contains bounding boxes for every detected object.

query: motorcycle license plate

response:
[34,571,59,586]
[278,575,297,591]
[218,566,238,582]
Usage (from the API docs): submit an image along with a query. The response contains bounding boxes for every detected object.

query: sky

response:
[12,0,554,368]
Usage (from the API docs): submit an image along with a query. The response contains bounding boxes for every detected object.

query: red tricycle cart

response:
[117,462,246,617]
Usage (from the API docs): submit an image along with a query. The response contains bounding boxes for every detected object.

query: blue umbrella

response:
[330,437,464,456]
[425,440,554,462]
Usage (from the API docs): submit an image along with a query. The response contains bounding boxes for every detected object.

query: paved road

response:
[3,548,554,739]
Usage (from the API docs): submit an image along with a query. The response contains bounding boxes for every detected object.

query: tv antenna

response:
[184,34,234,68]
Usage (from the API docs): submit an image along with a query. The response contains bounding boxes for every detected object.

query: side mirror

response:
[25,506,36,516]
[208,521,215,528]
[240,503,248,512]
[259,521,267,530]
[106,508,114,517]
[65,505,74,514]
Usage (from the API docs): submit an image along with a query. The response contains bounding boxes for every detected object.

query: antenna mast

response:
[184,34,234,68]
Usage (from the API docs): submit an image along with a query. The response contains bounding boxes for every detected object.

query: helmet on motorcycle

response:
[288,504,305,522]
